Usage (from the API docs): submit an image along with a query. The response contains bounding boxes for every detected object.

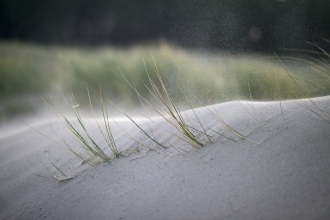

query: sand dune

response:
[1,96,330,220]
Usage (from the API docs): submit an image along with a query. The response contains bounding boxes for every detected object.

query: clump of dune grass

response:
[59,94,112,163]
[113,55,246,154]
[88,86,120,158]
[23,41,330,181]
[32,89,121,166]
[116,59,205,150]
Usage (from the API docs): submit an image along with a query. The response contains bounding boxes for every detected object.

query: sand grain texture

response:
[1,97,330,220]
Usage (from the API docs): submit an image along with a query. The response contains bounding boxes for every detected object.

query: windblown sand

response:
[1,97,330,220]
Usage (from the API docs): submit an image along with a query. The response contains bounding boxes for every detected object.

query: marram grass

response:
[116,58,205,149]
[19,41,330,179]
[35,91,120,166]
[34,56,238,167]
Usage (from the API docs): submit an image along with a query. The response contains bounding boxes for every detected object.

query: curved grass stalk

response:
[63,94,111,163]
[177,85,212,143]
[87,85,119,157]
[117,63,203,148]
[40,94,111,164]
[189,118,237,142]
[132,85,186,154]
[109,99,169,149]
[21,116,96,166]
[276,54,330,122]
[192,94,245,139]
[109,117,157,152]
[151,62,204,147]
[34,155,66,181]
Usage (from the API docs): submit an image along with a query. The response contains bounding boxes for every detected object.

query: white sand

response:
[1,97,330,220]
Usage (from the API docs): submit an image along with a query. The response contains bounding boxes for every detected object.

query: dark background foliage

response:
[1,0,330,51]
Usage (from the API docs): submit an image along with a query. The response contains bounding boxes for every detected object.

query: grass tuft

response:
[88,85,120,157]
[116,57,207,150]
[20,41,330,181]
[37,91,121,166]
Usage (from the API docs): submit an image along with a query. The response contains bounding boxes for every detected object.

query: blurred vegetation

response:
[0,41,330,120]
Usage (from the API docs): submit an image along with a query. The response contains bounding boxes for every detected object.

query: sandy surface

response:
[1,96,330,220]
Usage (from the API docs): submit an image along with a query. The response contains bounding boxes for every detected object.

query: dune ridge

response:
[1,96,330,219]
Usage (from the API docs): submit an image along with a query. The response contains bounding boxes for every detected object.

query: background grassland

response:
[0,41,329,120]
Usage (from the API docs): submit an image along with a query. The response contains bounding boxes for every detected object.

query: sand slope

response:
[1,97,330,220]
